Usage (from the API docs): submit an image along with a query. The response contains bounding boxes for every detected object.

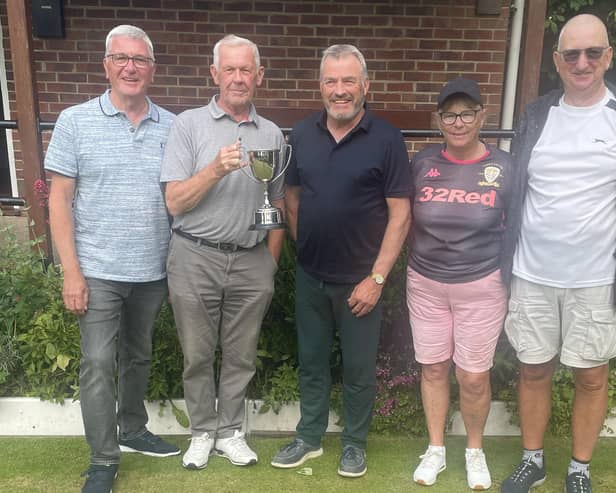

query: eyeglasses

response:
[438,109,480,125]
[557,46,608,63]
[105,53,154,69]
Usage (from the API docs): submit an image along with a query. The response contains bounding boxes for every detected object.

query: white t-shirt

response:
[513,90,616,288]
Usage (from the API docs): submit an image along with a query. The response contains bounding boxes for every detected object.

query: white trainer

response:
[214,430,258,466]
[465,448,492,490]
[182,432,214,470]
[413,445,446,486]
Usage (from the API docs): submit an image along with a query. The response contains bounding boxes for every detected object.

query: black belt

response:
[173,229,252,252]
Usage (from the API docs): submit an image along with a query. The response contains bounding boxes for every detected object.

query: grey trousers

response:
[78,277,167,465]
[167,234,277,438]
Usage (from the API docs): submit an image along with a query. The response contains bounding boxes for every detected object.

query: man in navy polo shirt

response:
[271,44,411,477]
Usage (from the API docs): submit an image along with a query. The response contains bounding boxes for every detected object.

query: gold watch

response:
[370,272,385,285]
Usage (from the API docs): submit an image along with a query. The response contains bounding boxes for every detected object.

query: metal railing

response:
[0,196,26,207]
[0,119,516,139]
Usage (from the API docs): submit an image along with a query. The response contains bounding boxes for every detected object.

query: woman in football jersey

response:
[407,77,517,490]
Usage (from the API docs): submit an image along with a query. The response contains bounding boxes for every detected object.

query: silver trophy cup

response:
[241,144,292,230]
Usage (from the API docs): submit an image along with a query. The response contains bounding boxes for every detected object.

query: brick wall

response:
[1,0,511,193]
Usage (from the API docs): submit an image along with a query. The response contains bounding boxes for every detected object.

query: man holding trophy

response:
[160,34,285,470]
[271,44,411,477]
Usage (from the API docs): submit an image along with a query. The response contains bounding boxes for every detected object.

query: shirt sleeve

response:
[160,115,197,183]
[44,110,78,178]
[284,129,300,187]
[383,129,412,198]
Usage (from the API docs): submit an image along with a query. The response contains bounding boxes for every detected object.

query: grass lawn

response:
[2,434,615,492]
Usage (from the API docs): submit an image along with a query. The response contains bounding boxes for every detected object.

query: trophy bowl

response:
[241,144,292,230]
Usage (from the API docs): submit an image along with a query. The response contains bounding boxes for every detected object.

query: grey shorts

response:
[504,276,616,368]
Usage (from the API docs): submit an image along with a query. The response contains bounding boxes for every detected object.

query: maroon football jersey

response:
[408,143,515,283]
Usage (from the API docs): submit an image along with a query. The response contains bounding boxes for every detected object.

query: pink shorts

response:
[406,267,507,373]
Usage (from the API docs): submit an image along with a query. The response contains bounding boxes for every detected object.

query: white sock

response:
[568,458,590,478]
[522,448,544,469]
[466,447,483,456]
[428,444,445,454]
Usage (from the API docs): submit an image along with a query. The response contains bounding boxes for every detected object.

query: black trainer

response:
[565,471,592,493]
[501,457,546,493]
[81,464,118,493]
[119,430,180,457]
[337,444,367,478]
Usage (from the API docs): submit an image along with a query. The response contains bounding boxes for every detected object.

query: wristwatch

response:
[370,272,385,285]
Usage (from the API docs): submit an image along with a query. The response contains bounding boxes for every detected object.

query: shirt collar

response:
[316,104,372,135]
[99,89,159,123]
[208,95,259,126]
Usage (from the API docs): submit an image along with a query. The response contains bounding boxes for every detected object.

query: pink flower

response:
[33,179,50,208]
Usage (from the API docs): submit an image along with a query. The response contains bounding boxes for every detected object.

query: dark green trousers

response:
[295,264,382,449]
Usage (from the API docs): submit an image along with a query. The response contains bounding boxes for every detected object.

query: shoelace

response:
[342,446,361,463]
[569,472,590,493]
[282,439,304,454]
[418,449,444,469]
[188,434,211,453]
[223,434,252,455]
[466,450,487,472]
[138,430,159,445]
[509,458,536,482]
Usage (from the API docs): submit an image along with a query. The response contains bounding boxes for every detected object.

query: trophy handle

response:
[270,143,292,184]
[237,143,261,183]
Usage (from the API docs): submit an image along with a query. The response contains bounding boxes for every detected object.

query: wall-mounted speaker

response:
[32,0,65,38]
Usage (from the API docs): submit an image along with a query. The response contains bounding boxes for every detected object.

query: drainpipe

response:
[499,0,525,152]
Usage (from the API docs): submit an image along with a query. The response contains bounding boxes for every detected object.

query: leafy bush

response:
[147,301,184,401]
[4,220,616,438]
[0,221,55,341]
[0,219,62,397]
[0,324,20,388]
[259,362,300,414]
[505,361,616,437]
[17,293,80,402]
[250,238,298,399]
[371,354,424,436]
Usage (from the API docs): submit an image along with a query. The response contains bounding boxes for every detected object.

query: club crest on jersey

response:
[478,164,502,188]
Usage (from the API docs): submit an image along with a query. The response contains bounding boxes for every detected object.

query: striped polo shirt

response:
[44,89,175,282]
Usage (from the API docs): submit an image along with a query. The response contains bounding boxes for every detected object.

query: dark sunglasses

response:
[557,46,609,63]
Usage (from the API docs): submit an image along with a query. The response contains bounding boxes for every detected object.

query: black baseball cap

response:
[437,77,483,108]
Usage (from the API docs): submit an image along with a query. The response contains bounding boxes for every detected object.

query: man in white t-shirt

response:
[501,14,615,493]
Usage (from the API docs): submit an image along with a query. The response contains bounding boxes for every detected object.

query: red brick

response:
[256,24,285,35]
[284,3,315,13]
[6,0,511,184]
[255,2,284,11]
[419,39,448,50]
[285,26,315,36]
[301,15,330,25]
[392,16,422,27]
[287,47,319,58]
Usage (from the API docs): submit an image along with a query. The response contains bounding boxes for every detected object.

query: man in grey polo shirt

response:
[46,25,179,493]
[161,34,284,470]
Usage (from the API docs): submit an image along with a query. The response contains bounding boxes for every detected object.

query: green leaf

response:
[56,354,71,371]
[45,342,57,359]
[171,405,190,428]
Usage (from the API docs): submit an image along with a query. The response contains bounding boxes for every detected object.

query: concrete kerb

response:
[1,397,614,437]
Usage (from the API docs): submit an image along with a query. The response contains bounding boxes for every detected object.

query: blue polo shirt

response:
[44,90,175,282]
[286,109,411,283]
